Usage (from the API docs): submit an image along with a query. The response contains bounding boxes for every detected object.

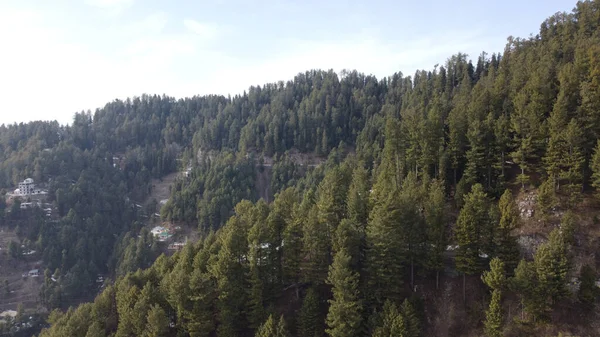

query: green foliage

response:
[366,186,405,304]
[161,153,256,229]
[325,249,362,337]
[302,205,330,285]
[30,4,600,335]
[346,164,370,226]
[510,259,542,322]
[537,178,558,219]
[454,184,492,276]
[482,258,507,291]
[372,299,420,337]
[590,140,600,194]
[560,210,577,245]
[299,288,323,337]
[400,299,420,337]
[255,315,290,337]
[255,315,276,337]
[578,264,599,310]
[144,304,169,337]
[484,290,503,337]
[494,190,520,273]
[535,229,569,306]
[372,300,401,337]
[424,178,447,284]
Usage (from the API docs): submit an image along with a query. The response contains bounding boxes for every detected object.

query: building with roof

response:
[151,226,173,242]
[17,178,35,195]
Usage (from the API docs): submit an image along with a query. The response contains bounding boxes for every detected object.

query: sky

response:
[0,0,578,126]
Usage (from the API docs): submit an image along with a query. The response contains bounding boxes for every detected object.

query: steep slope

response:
[1,1,600,336]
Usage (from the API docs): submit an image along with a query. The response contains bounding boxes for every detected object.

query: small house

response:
[17,178,35,195]
[28,269,39,277]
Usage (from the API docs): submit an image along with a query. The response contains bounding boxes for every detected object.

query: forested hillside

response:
[0,0,598,336]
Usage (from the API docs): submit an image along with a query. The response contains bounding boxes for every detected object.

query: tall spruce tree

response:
[424,179,447,288]
[302,205,330,285]
[454,184,491,301]
[399,299,420,337]
[144,304,169,337]
[299,288,323,337]
[494,190,520,273]
[484,290,503,337]
[590,140,600,195]
[366,186,405,306]
[510,259,542,322]
[325,249,362,337]
[535,228,569,307]
[211,217,249,337]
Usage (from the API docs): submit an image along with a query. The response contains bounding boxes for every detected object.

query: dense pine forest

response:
[0,1,599,336]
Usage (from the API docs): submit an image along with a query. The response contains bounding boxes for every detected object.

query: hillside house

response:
[151,226,172,242]
[28,269,39,277]
[17,178,35,195]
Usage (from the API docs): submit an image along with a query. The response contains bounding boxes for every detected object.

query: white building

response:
[17,178,35,195]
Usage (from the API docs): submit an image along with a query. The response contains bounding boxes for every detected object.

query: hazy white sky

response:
[0,0,576,125]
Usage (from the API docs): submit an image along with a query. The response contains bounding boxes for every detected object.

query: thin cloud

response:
[183,19,219,40]
[85,0,134,16]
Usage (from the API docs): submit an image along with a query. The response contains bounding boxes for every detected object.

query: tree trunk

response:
[436,270,439,290]
[454,167,458,188]
[411,258,414,291]
[501,151,505,179]
[521,166,525,189]
[463,273,466,304]
[487,164,492,190]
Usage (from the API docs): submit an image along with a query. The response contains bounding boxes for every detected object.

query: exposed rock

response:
[517,234,547,259]
[518,192,537,219]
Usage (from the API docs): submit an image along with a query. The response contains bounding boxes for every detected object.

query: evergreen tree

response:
[299,288,323,337]
[366,186,405,305]
[482,258,507,291]
[511,136,536,189]
[560,210,576,245]
[302,205,330,284]
[484,290,503,337]
[454,184,491,301]
[346,164,370,226]
[275,315,290,337]
[247,266,266,329]
[372,300,401,337]
[424,179,446,288]
[399,299,420,337]
[186,269,217,337]
[325,249,362,337]
[535,228,569,307]
[144,304,169,337]
[211,217,249,337]
[85,322,106,337]
[494,190,520,273]
[578,264,598,310]
[282,191,309,286]
[332,219,362,268]
[510,259,542,322]
[371,299,420,337]
[255,315,276,337]
[536,177,558,220]
[561,120,585,207]
[590,140,600,195]
[317,164,352,246]
[389,314,408,337]
[399,173,427,289]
